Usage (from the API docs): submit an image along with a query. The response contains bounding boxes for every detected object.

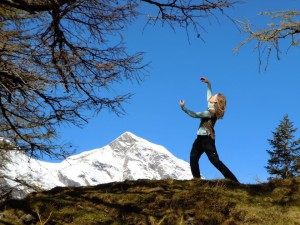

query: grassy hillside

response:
[0,178,299,225]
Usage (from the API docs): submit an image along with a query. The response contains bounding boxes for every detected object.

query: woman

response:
[180,77,239,182]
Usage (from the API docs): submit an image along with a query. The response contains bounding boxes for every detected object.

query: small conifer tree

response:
[266,115,300,179]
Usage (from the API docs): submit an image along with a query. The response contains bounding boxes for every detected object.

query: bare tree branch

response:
[0,0,238,159]
[0,0,75,13]
[141,0,238,39]
[235,10,300,71]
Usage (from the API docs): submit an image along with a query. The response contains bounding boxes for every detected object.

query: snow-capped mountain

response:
[1,132,195,198]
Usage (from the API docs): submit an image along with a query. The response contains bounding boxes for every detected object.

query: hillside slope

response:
[0,178,299,225]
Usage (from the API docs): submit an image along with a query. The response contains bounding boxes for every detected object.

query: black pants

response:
[190,135,239,182]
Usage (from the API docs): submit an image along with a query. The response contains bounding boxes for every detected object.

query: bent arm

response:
[181,106,211,118]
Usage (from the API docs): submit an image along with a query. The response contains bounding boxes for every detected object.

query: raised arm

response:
[200,77,212,102]
[207,82,212,102]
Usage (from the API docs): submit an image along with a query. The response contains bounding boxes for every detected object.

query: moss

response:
[0,178,299,224]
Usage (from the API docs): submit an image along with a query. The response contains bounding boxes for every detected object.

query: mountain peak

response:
[109,132,143,150]
[1,132,194,199]
[119,131,139,140]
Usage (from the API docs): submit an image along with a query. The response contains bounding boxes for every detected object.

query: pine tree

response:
[266,115,300,179]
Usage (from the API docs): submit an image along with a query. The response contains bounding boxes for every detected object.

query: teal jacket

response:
[181,83,216,136]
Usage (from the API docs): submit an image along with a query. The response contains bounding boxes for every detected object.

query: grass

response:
[0,178,299,224]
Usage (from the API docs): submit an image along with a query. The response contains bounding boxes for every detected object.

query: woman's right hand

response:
[179,100,185,107]
[200,77,210,84]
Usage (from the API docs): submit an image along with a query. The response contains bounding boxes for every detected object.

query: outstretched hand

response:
[179,100,185,108]
[200,77,210,84]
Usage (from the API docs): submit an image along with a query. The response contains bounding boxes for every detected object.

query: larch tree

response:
[0,0,237,159]
[235,10,300,71]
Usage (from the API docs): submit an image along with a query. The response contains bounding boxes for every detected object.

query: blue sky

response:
[57,0,300,184]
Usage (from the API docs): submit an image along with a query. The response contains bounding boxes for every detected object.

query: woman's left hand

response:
[179,100,185,107]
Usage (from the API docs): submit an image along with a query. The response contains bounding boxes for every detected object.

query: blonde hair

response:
[214,93,226,119]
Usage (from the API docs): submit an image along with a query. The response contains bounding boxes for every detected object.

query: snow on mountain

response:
[1,132,195,198]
